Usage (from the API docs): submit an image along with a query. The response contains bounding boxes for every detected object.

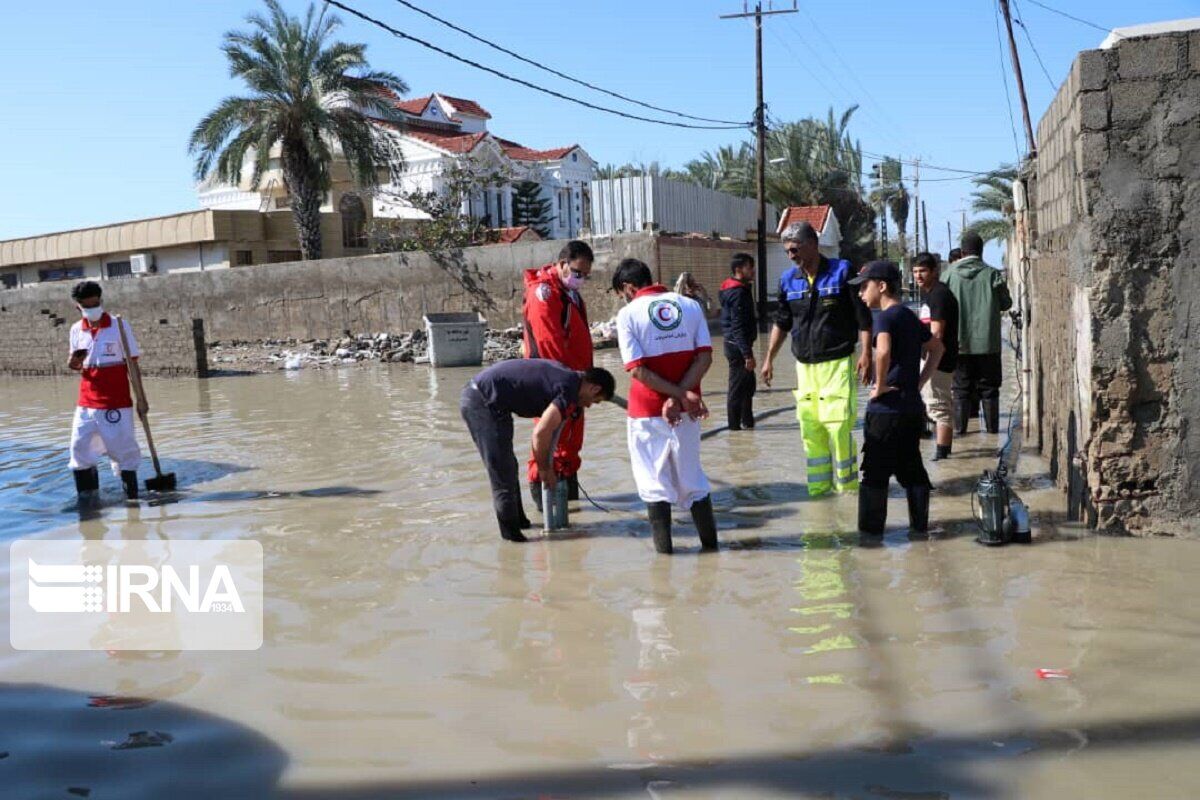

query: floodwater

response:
[2,341,1199,799]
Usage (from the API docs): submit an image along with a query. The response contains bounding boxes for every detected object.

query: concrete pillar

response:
[502,185,513,227]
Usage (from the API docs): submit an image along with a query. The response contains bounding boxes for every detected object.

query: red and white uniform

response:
[616,286,712,508]
[522,264,593,481]
[67,313,142,472]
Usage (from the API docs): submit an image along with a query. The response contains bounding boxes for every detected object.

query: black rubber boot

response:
[121,470,139,501]
[566,475,579,502]
[690,495,719,551]
[955,403,973,435]
[647,501,673,555]
[73,467,99,496]
[906,484,931,534]
[529,481,543,513]
[933,444,952,461]
[517,510,533,530]
[498,517,528,543]
[858,483,889,535]
[983,399,1001,434]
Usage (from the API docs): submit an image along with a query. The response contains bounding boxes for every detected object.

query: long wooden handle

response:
[115,315,164,477]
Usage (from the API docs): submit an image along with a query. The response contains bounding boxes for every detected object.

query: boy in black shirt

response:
[461,361,614,542]
[719,253,758,430]
[913,253,959,460]
[849,261,945,535]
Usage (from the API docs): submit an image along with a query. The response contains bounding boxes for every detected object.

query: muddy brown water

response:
[2,342,1199,799]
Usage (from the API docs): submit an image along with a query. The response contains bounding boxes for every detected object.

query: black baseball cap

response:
[848,260,901,286]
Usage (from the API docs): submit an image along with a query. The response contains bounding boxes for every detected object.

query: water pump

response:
[972,466,1031,546]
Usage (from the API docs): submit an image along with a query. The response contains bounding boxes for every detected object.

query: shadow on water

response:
[0,683,287,800]
[5,682,1199,799]
[269,713,1200,799]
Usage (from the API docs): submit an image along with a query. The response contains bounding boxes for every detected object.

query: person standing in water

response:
[66,281,144,503]
[719,253,758,431]
[849,261,944,535]
[613,258,719,555]
[461,360,614,543]
[912,252,959,460]
[522,240,595,510]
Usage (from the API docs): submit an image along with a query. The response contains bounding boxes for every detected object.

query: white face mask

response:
[80,305,104,323]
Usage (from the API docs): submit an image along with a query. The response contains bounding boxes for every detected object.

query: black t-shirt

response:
[471,359,581,418]
[869,304,931,415]
[919,283,959,373]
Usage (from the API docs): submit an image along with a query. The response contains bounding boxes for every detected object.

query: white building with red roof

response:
[776,204,841,257]
[198,91,595,241]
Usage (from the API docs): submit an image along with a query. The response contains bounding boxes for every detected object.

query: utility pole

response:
[721,1,798,329]
[999,0,1037,156]
[912,157,921,256]
[947,220,952,252]
[921,200,929,256]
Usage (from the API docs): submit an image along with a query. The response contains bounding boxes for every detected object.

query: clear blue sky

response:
[2,0,1196,258]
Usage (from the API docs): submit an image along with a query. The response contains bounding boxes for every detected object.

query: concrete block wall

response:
[0,297,207,377]
[1030,31,1200,534]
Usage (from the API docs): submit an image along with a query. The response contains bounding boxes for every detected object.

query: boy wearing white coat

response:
[613,259,718,555]
[66,281,143,502]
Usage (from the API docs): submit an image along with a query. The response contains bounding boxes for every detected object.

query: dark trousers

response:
[953,352,1003,417]
[861,411,931,490]
[460,385,523,525]
[724,343,756,429]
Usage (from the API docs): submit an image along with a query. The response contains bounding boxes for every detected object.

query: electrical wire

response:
[993,0,1024,160]
[1011,0,1059,91]
[1022,0,1124,38]
[385,0,744,126]
[322,0,750,130]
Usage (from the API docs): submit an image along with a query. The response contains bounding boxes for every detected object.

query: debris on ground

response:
[208,324,617,373]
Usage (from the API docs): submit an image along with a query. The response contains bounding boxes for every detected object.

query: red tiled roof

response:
[439,95,492,119]
[394,95,432,116]
[777,205,831,235]
[375,117,488,154]
[497,139,577,162]
[490,226,541,244]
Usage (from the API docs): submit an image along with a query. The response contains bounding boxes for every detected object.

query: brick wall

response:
[1028,30,1200,534]
[0,297,207,377]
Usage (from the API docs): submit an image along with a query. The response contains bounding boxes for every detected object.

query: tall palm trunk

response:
[283,144,323,261]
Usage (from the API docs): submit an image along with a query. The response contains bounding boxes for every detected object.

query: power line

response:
[1011,0,1058,90]
[322,0,750,131]
[1022,0,1124,38]
[993,0,1024,160]
[384,0,744,126]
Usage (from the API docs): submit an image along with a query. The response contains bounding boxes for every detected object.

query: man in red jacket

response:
[522,240,595,509]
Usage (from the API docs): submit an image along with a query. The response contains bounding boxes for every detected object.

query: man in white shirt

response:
[66,281,143,502]
[613,258,718,555]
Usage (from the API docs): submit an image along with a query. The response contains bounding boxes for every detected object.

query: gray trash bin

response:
[423,312,487,367]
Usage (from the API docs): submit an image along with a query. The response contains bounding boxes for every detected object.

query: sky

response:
[2,0,1197,260]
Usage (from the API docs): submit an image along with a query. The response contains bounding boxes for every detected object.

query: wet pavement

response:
[2,341,1199,798]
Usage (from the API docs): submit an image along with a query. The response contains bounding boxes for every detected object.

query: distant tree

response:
[967,164,1018,244]
[189,0,407,260]
[511,180,555,238]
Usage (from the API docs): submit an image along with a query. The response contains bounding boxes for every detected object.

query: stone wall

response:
[1029,30,1200,534]
[0,233,673,374]
[0,299,207,377]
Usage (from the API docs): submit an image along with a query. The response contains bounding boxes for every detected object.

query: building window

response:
[268,250,302,264]
[38,265,85,282]
[106,261,132,278]
[235,250,254,266]
[1,272,17,290]
[339,194,368,248]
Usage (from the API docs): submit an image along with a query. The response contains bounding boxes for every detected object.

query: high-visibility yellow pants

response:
[794,355,858,496]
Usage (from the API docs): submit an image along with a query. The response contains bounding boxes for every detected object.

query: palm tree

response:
[967,165,1018,245]
[189,0,407,260]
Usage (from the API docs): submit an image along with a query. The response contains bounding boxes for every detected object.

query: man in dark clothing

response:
[461,361,615,542]
[913,252,959,460]
[762,222,874,495]
[850,261,944,535]
[942,232,1013,434]
[719,253,758,431]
